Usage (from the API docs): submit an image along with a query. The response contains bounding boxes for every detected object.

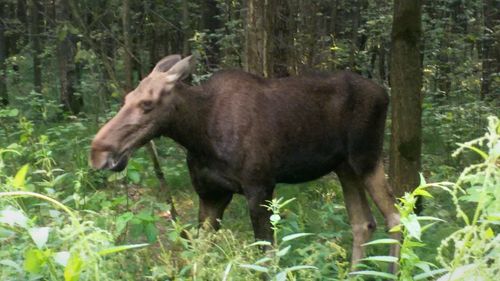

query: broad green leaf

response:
[28,227,50,249]
[402,214,421,240]
[0,207,28,228]
[98,243,148,256]
[24,248,46,273]
[13,164,29,190]
[362,238,400,247]
[270,214,281,223]
[239,263,269,273]
[54,251,70,266]
[361,256,398,263]
[8,108,19,117]
[418,173,427,186]
[127,170,141,184]
[64,254,83,281]
[485,227,494,239]
[116,212,134,235]
[350,270,397,280]
[282,232,313,242]
[277,245,291,257]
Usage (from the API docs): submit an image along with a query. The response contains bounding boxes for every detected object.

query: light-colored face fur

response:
[90,55,195,171]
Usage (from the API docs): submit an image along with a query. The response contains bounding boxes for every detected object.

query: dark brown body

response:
[90,55,400,271]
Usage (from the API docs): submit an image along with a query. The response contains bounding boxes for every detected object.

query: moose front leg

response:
[198,192,233,231]
[244,186,274,242]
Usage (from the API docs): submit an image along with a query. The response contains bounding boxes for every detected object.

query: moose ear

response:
[152,54,182,73]
[164,54,197,83]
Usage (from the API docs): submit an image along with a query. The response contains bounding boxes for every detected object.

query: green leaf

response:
[402,214,421,240]
[0,207,28,228]
[362,238,400,247]
[144,222,158,243]
[127,170,141,184]
[64,254,83,281]
[28,227,50,249]
[0,259,23,274]
[361,256,398,263]
[414,268,448,280]
[247,240,272,248]
[239,264,269,273]
[282,232,313,242]
[277,245,291,257]
[24,248,46,273]
[285,265,318,272]
[98,243,148,256]
[350,270,397,280]
[54,251,70,267]
[413,187,433,198]
[270,214,281,223]
[116,212,134,235]
[254,257,272,265]
[275,271,287,281]
[13,164,29,190]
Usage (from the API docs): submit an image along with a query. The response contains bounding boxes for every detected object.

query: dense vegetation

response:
[0,0,498,280]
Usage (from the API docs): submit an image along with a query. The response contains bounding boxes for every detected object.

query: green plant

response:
[352,116,500,280]
[238,197,318,280]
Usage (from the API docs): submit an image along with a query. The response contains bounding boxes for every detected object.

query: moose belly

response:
[275,150,345,184]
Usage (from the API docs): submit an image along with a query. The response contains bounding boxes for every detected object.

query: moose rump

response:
[90,54,400,271]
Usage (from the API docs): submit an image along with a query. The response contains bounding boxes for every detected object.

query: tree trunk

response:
[389,0,423,198]
[480,0,499,100]
[0,2,8,105]
[123,0,133,92]
[28,0,43,93]
[57,0,81,114]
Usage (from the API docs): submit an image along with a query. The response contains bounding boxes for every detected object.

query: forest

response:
[0,0,499,280]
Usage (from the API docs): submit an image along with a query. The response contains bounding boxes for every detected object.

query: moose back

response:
[90,54,401,270]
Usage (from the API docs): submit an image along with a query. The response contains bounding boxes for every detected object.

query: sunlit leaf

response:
[64,254,83,281]
[13,164,29,190]
[361,256,398,263]
[247,240,272,248]
[98,243,148,256]
[28,227,50,249]
[277,245,291,257]
[282,232,313,242]
[350,270,397,279]
[0,207,28,228]
[239,263,269,273]
[54,251,70,267]
[24,248,46,273]
[362,239,400,247]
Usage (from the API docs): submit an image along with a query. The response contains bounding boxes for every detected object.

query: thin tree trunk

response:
[244,0,273,77]
[29,0,43,93]
[0,2,8,105]
[57,0,81,114]
[480,0,499,100]
[123,0,133,92]
[389,0,423,198]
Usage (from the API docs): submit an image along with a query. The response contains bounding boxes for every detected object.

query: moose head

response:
[90,55,196,171]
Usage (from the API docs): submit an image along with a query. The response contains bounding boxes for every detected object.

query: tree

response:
[480,0,499,100]
[389,0,423,198]
[28,0,43,94]
[57,0,81,114]
[0,2,8,105]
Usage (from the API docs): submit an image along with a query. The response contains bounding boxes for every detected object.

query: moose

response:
[90,54,401,270]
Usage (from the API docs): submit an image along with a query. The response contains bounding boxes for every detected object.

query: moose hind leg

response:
[198,192,233,231]
[337,167,377,270]
[362,160,401,272]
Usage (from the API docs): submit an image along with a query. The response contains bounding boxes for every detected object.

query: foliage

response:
[354,116,500,280]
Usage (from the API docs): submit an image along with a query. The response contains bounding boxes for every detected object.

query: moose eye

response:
[139,100,154,112]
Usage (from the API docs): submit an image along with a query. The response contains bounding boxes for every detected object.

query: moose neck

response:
[163,83,213,155]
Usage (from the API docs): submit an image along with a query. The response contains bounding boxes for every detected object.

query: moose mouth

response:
[90,148,131,172]
[108,152,130,172]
